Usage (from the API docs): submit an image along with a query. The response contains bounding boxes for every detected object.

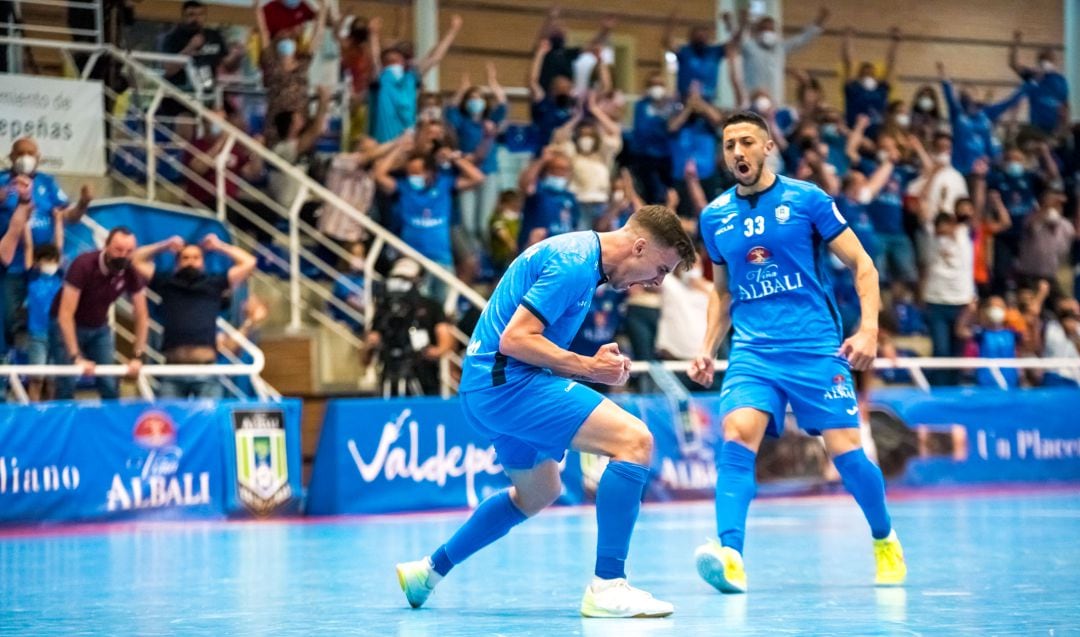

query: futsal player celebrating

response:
[690,111,906,593]
[396,205,695,617]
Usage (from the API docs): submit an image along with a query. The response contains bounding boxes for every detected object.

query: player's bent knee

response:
[722,410,767,452]
[510,482,560,517]
[615,420,653,465]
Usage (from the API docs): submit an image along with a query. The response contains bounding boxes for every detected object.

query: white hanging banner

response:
[0,74,106,176]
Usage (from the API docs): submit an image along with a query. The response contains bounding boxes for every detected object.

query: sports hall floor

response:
[2,489,1078,636]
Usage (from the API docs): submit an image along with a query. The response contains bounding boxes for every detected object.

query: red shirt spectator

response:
[51,249,146,328]
[261,0,314,38]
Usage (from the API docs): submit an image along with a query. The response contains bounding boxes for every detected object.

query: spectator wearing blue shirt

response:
[368,14,462,143]
[630,73,677,204]
[1010,31,1069,136]
[661,14,735,102]
[841,26,901,137]
[328,242,375,334]
[957,296,1021,388]
[937,60,1027,176]
[846,117,917,285]
[374,140,485,298]
[0,137,93,345]
[667,82,725,216]
[517,149,579,249]
[24,244,63,401]
[528,39,577,153]
[569,287,626,359]
[0,179,33,394]
[445,63,509,247]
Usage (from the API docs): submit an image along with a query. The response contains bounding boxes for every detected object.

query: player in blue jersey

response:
[396,206,696,618]
[690,111,906,593]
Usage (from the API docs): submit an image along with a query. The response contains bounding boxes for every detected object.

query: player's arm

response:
[499,306,628,385]
[828,229,879,371]
[689,264,732,388]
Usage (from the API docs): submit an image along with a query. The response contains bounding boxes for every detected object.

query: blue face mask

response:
[542,175,568,191]
[407,175,428,190]
[276,38,296,57]
[282,0,301,8]
[821,123,839,138]
[385,64,405,80]
[465,97,486,117]
[1005,161,1025,178]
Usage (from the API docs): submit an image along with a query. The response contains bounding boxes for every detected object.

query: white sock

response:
[424,557,443,587]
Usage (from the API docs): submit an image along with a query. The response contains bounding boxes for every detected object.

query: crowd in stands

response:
[3,1,1080,397]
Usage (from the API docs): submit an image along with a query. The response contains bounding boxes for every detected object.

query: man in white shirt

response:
[919,208,975,385]
[738,7,829,104]
[908,132,969,219]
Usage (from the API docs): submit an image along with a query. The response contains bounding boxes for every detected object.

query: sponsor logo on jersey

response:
[823,373,857,401]
[720,212,738,225]
[715,224,735,235]
[745,246,773,265]
[774,204,790,224]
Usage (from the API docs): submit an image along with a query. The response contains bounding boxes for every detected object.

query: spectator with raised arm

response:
[1016,189,1075,287]
[987,143,1057,289]
[1,137,92,346]
[918,201,976,386]
[446,62,509,246]
[517,147,579,249]
[255,0,326,145]
[907,132,969,220]
[24,244,63,401]
[550,92,623,231]
[317,134,397,252]
[160,1,244,103]
[50,227,148,401]
[663,10,739,102]
[937,60,1027,176]
[529,39,577,153]
[630,73,677,205]
[369,14,463,143]
[0,177,34,382]
[668,81,725,217]
[841,26,901,137]
[340,15,378,144]
[260,0,315,40]
[738,7,829,104]
[132,234,256,399]
[1010,31,1069,137]
[910,85,945,144]
[534,6,615,94]
[967,158,1012,296]
[185,105,265,209]
[268,85,332,213]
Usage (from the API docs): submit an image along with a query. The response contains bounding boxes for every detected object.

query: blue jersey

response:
[395,171,456,264]
[632,99,674,159]
[1023,71,1068,134]
[699,175,849,354]
[569,287,625,356]
[858,159,917,235]
[25,272,63,337]
[0,171,68,274]
[675,44,725,100]
[460,231,604,392]
[519,185,578,249]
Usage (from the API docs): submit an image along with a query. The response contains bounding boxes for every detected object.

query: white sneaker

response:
[580,578,674,618]
[396,557,439,608]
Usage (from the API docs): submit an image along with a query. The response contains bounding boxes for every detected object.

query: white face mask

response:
[501,208,520,220]
[577,136,597,154]
[1046,207,1062,222]
[860,76,878,92]
[856,186,873,205]
[13,154,37,175]
[917,96,935,112]
[753,96,772,113]
[386,277,413,294]
[646,85,666,101]
[758,30,779,47]
[894,113,911,128]
[935,152,952,165]
[987,307,1006,325]
[39,263,59,276]
[1040,59,1055,72]
[385,63,405,80]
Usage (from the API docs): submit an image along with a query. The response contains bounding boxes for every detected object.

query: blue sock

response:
[833,448,892,540]
[430,489,527,576]
[714,441,757,554]
[594,460,650,579]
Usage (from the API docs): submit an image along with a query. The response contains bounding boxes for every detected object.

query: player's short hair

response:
[721,111,771,138]
[627,205,697,271]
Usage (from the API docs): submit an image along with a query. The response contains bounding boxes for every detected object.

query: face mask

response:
[1005,161,1025,178]
[877,150,890,163]
[917,96,935,112]
[860,76,878,92]
[577,136,597,154]
[349,256,365,272]
[1040,59,1055,72]
[501,208,520,220]
[39,263,59,276]
[542,175,568,191]
[13,154,37,175]
[276,38,296,57]
[894,113,911,129]
[421,106,442,122]
[647,85,666,101]
[856,187,873,205]
[386,277,413,294]
[821,123,839,138]
[1046,207,1062,222]
[282,0,301,7]
[753,96,772,113]
[176,266,202,281]
[935,152,952,165]
[407,175,427,190]
[466,97,486,116]
[106,256,130,272]
[758,30,779,47]
[987,307,1006,325]
[385,64,405,80]
[611,189,625,203]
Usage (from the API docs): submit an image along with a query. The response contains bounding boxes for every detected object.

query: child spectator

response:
[24,244,63,401]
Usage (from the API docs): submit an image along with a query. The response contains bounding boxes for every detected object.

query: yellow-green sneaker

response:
[694,539,747,594]
[873,530,907,586]
[396,557,438,608]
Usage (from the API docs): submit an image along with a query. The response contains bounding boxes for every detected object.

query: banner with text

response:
[0,399,302,524]
[0,75,106,175]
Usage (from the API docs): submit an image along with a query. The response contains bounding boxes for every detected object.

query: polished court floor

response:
[2,490,1079,636]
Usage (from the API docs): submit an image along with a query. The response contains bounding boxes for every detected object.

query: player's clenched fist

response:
[589,342,631,386]
[689,353,715,388]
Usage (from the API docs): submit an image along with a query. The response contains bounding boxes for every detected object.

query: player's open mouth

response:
[736,161,751,176]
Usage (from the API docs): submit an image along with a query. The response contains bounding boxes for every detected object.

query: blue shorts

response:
[460,372,606,470]
[719,348,859,436]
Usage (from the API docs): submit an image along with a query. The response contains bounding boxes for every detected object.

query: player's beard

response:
[734,156,765,187]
